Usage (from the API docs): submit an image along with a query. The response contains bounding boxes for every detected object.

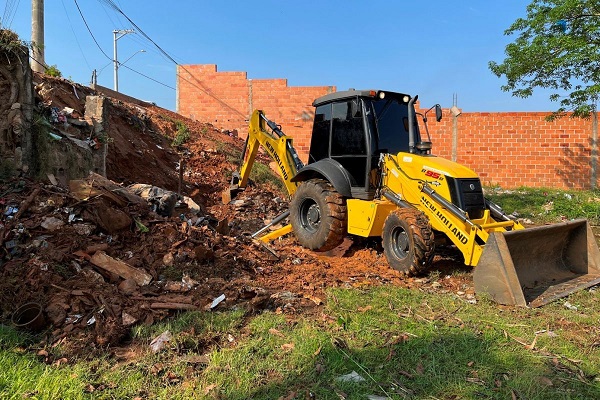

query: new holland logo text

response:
[420,196,468,245]
[266,142,288,181]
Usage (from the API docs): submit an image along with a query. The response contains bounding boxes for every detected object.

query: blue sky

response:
[3,1,555,113]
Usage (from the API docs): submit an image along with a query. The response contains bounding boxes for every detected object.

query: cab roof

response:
[312,89,412,107]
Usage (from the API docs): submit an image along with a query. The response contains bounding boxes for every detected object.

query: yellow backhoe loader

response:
[226,89,600,307]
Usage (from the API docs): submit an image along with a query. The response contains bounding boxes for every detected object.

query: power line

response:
[74,0,174,91]
[73,0,112,61]
[120,64,175,90]
[8,0,21,27]
[98,0,179,65]
[96,0,246,117]
[60,0,92,71]
[73,0,246,115]
[2,0,20,28]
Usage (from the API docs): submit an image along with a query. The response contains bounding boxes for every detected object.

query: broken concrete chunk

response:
[122,312,137,326]
[149,330,172,353]
[162,252,174,267]
[73,223,95,236]
[41,216,65,231]
[90,251,152,286]
[126,184,178,217]
[118,278,139,295]
[181,196,201,214]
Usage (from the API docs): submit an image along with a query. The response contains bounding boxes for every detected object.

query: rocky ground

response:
[0,74,472,359]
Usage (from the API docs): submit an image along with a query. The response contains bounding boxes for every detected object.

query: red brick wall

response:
[177,64,599,190]
[426,111,598,189]
[177,64,333,158]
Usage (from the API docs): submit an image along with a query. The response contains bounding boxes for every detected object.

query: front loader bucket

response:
[473,219,600,307]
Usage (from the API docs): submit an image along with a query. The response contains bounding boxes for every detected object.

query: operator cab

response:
[308,89,434,200]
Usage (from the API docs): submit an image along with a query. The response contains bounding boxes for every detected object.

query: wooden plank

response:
[90,251,152,286]
[149,302,198,311]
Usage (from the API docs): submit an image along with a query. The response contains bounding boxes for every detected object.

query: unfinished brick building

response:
[177,64,599,190]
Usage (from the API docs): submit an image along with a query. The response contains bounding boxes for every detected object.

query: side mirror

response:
[435,104,442,122]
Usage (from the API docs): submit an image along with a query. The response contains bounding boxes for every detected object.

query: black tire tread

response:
[290,179,347,252]
[383,207,435,276]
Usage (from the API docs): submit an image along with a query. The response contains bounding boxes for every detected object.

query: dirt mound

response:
[0,74,472,358]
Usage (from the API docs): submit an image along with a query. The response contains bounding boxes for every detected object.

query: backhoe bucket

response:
[473,219,600,307]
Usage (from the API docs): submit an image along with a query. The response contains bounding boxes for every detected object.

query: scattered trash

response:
[41,216,65,231]
[134,218,149,233]
[563,301,578,311]
[150,331,173,353]
[4,206,18,216]
[11,303,46,331]
[336,371,366,383]
[209,294,226,310]
[122,312,137,326]
[90,251,152,286]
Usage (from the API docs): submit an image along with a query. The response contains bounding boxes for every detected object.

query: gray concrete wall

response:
[0,29,33,176]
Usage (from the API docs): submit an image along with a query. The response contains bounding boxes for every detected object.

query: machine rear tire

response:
[290,179,347,252]
[382,208,435,275]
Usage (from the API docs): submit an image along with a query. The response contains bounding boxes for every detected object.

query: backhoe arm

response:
[225,109,304,202]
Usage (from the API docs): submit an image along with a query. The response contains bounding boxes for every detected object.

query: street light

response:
[121,49,146,67]
[113,29,135,92]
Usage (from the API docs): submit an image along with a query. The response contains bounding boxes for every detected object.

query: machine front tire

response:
[290,179,347,252]
[382,208,435,275]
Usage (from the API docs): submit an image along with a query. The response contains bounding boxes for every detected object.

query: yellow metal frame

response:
[373,153,524,267]
[346,199,396,237]
[237,110,300,197]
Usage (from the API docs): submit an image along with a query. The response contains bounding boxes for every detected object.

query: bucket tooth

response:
[474,219,600,307]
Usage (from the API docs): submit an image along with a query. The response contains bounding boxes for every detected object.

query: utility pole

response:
[31,0,45,73]
[113,29,134,92]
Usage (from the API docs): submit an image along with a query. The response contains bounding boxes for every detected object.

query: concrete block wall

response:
[177,64,599,190]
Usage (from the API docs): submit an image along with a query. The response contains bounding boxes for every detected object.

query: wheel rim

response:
[299,198,321,233]
[390,226,410,260]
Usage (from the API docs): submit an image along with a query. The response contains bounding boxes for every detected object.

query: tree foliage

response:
[489,0,600,120]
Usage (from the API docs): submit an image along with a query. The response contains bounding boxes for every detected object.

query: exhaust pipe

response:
[473,219,600,307]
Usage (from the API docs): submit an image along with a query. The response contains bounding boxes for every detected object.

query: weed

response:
[172,121,190,147]
[0,29,29,55]
[44,64,62,78]
[215,140,240,163]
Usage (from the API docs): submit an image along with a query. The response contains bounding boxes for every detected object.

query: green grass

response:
[2,286,599,399]
[2,186,600,398]
[485,186,600,224]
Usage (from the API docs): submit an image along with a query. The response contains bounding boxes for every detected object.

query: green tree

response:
[489,0,600,120]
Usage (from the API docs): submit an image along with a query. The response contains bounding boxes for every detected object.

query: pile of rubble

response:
[0,168,316,355]
[0,73,472,358]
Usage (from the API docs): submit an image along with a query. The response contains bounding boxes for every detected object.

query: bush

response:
[44,65,62,77]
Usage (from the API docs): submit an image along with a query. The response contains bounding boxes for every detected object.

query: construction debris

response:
[0,72,475,360]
